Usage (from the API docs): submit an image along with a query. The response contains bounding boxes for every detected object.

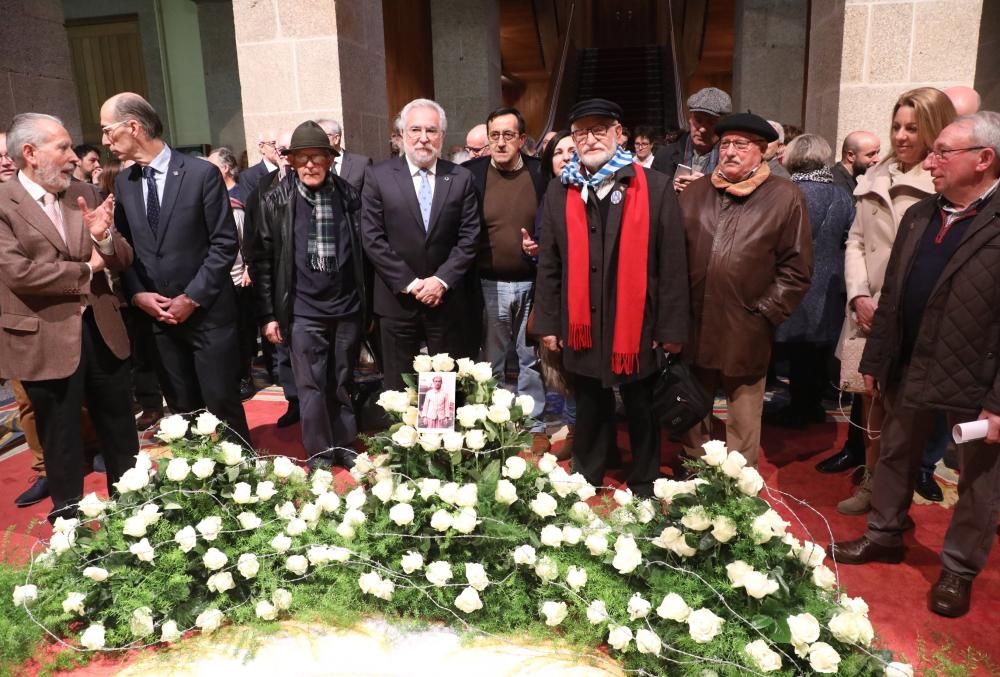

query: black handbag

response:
[652,351,713,436]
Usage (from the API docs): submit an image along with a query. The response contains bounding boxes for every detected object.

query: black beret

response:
[714,113,778,143]
[568,98,623,124]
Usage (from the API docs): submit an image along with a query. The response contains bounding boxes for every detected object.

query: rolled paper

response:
[952,419,989,444]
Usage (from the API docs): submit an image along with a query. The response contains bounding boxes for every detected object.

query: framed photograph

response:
[417,372,457,433]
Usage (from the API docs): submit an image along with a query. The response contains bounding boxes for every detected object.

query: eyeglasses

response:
[927,146,986,161]
[0,152,12,162]
[289,153,332,167]
[260,140,277,148]
[633,141,651,148]
[464,144,488,154]
[488,130,520,143]
[718,139,755,151]
[101,120,130,136]
[571,125,610,143]
[406,126,442,139]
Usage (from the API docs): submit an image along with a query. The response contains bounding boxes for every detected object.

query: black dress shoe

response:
[929,570,972,617]
[239,377,256,401]
[307,455,334,472]
[915,471,943,501]
[816,445,864,474]
[337,449,358,470]
[15,477,50,507]
[277,400,300,428]
[826,536,905,565]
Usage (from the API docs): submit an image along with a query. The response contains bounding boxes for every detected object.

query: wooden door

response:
[66,16,148,146]
[592,0,656,49]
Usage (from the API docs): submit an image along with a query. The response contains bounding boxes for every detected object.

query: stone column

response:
[0,0,81,140]
[233,0,389,162]
[429,0,502,150]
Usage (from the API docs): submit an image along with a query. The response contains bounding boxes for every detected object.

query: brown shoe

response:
[552,426,573,461]
[826,536,905,565]
[837,471,873,515]
[530,432,551,457]
[929,570,972,617]
[136,408,165,431]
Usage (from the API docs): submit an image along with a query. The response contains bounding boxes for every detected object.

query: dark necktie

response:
[143,166,160,236]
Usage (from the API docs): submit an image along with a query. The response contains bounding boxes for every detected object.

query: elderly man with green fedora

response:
[249,120,369,470]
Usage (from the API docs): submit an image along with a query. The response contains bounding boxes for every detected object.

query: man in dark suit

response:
[100,92,251,445]
[237,131,281,197]
[361,98,481,389]
[317,118,371,193]
[0,113,138,522]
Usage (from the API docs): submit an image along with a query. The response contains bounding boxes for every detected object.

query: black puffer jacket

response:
[861,192,1000,415]
[249,173,370,335]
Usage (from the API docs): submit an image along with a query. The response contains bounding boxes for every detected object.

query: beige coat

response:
[836,159,935,357]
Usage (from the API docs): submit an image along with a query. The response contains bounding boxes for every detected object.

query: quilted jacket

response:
[860,191,1000,415]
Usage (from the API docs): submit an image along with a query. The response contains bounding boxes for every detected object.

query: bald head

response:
[465,124,490,158]
[101,92,163,139]
[841,130,881,176]
[944,86,981,116]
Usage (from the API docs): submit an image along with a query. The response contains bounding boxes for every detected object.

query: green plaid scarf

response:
[295,173,339,272]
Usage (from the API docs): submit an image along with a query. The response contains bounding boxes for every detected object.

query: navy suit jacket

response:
[113,147,239,321]
[237,160,271,196]
[360,156,480,319]
[337,150,372,193]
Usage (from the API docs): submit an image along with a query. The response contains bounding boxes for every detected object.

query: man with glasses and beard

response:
[361,98,480,390]
[533,98,689,497]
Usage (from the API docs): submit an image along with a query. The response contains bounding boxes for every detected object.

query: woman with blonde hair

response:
[835,87,956,514]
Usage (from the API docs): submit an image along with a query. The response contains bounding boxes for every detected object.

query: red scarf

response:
[565,165,650,375]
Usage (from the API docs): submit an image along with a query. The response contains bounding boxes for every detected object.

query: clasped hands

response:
[410,277,445,307]
[133,292,198,325]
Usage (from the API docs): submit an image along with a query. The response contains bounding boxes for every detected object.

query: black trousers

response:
[573,373,660,496]
[23,310,138,519]
[124,306,164,410]
[234,284,258,382]
[151,312,252,446]
[379,310,470,390]
[785,341,831,416]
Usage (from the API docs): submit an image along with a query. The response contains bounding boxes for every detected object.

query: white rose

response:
[425,560,453,587]
[275,501,297,521]
[627,593,652,620]
[656,592,691,622]
[207,571,235,594]
[13,584,38,607]
[687,608,724,643]
[272,588,292,610]
[561,525,582,545]
[306,545,332,566]
[585,533,608,556]
[231,482,257,505]
[80,623,106,650]
[885,662,915,677]
[63,591,87,615]
[533,555,559,582]
[530,492,558,518]
[465,562,489,591]
[372,478,394,503]
[256,481,277,501]
[255,600,277,621]
[237,553,260,579]
[377,390,409,413]
[838,594,870,616]
[737,466,765,496]
[194,411,221,436]
[195,608,223,634]
[419,432,442,452]
[452,507,478,534]
[123,514,148,538]
[720,450,747,478]
[635,499,657,524]
[455,405,481,429]
[203,547,228,570]
[745,639,782,673]
[160,619,181,643]
[172,525,197,553]
[114,466,150,493]
[197,516,223,541]
[607,624,633,652]
[413,354,433,372]
[218,441,243,466]
[681,505,712,531]
[613,488,633,506]
[310,467,334,493]
[454,586,483,614]
[316,492,341,514]
[299,502,319,523]
[829,611,874,646]
[471,362,493,382]
[502,456,527,479]
[456,357,475,376]
[343,508,366,527]
[431,353,456,372]
[547,467,572,497]
[537,453,558,474]
[442,430,465,451]
[798,541,826,569]
[575,480,597,501]
[235,511,262,530]
[271,533,292,552]
[540,524,563,548]
[635,628,661,656]
[418,478,441,500]
[515,394,535,415]
[191,458,216,480]
[455,483,478,507]
[494,479,518,505]
[541,600,568,626]
[586,599,609,624]
[612,546,642,574]
[565,565,588,591]
[811,564,837,590]
[430,509,453,532]
[492,388,515,409]
[389,503,415,526]
[751,509,789,544]
[83,566,109,582]
[742,570,779,599]
[390,424,419,448]
[465,429,487,450]
[701,440,728,466]
[78,493,107,518]
[808,642,841,674]
[285,554,309,576]
[513,544,536,566]
[272,456,296,479]
[343,487,365,511]
[710,516,738,543]
[787,612,820,653]
[130,538,155,562]
[653,526,696,557]
[50,530,75,554]
[165,458,190,482]
[157,414,189,441]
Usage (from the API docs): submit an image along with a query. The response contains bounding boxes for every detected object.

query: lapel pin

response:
[172,170,179,176]
[443,176,450,182]
[611,190,623,205]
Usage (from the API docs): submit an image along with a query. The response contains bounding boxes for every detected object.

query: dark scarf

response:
[295,173,339,272]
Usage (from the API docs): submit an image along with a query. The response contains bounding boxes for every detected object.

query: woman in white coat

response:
[835,87,956,515]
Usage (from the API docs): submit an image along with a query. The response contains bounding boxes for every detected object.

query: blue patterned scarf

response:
[560,146,634,202]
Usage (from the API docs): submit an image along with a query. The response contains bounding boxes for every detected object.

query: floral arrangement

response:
[8,354,914,676]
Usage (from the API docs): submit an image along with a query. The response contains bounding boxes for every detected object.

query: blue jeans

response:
[480,279,545,431]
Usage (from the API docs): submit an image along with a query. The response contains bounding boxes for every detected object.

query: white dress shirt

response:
[141,144,172,208]
[402,156,446,293]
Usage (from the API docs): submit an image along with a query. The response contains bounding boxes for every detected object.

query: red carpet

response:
[1,391,997,674]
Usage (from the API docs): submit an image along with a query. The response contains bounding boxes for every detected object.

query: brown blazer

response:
[0,177,132,381]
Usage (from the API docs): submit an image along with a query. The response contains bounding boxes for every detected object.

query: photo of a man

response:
[418,372,456,431]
